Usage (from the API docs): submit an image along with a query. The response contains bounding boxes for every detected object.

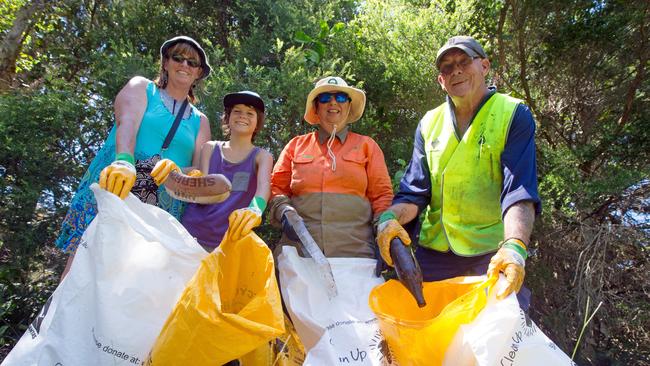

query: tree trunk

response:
[0,0,46,91]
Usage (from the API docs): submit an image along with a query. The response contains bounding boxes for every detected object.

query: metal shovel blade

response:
[284,211,338,298]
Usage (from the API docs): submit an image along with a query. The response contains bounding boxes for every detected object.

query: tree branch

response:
[580,7,649,175]
[0,0,47,91]
[493,1,510,89]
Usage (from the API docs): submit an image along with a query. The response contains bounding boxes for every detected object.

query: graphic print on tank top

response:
[181,141,260,248]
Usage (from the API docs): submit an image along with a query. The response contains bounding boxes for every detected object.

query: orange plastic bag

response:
[145,233,285,365]
[368,275,497,366]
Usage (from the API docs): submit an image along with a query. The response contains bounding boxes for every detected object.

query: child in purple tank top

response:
[183,91,273,251]
[151,91,273,252]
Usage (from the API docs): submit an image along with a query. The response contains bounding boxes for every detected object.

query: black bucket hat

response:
[223,91,265,113]
[160,36,212,80]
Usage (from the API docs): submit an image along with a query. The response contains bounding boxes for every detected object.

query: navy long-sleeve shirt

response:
[394,89,541,218]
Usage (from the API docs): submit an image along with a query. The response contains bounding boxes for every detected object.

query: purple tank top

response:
[182,142,259,248]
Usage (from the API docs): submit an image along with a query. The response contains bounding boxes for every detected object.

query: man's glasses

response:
[317,92,351,104]
[439,56,477,76]
[170,53,201,68]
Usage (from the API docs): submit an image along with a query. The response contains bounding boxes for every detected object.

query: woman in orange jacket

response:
[269,76,394,258]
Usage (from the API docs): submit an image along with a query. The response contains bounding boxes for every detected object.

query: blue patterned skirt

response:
[54,140,185,253]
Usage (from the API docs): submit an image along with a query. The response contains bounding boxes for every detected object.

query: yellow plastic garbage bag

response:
[239,315,305,366]
[368,275,497,366]
[145,233,285,366]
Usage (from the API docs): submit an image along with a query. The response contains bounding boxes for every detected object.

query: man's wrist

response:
[500,239,528,260]
[379,210,397,224]
[503,237,527,250]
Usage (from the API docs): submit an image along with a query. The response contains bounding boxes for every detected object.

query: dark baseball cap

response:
[436,36,488,68]
[223,91,265,113]
[160,36,212,80]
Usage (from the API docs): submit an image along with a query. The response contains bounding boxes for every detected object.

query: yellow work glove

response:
[487,239,527,300]
[150,158,181,185]
[376,211,411,267]
[186,169,203,177]
[99,155,136,200]
[227,196,266,241]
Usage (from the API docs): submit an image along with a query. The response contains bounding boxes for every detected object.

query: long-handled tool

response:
[284,211,338,299]
[390,237,426,307]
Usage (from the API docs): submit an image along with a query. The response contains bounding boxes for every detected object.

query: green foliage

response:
[0,82,94,345]
[332,0,443,172]
[0,0,648,364]
[391,159,408,191]
[0,0,28,33]
[470,0,650,363]
[294,20,345,64]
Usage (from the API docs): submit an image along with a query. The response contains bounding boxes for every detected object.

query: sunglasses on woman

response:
[317,92,351,104]
[170,53,201,68]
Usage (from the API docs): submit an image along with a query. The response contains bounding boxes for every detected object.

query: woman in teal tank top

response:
[55,36,212,262]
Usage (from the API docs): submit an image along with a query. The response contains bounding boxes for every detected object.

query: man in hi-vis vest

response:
[376,36,541,309]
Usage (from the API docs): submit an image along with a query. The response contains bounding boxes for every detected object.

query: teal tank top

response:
[55,80,201,252]
[105,81,201,167]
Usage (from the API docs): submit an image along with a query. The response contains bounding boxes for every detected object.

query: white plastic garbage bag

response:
[277,246,396,366]
[2,184,207,366]
[444,276,577,366]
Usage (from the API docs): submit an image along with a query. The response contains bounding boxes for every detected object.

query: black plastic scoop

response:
[390,237,426,307]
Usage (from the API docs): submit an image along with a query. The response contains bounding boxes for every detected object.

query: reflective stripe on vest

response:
[418,93,521,256]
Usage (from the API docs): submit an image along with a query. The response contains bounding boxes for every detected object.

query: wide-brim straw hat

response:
[304,76,366,125]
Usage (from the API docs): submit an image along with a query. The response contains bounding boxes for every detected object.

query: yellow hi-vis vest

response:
[419,93,521,256]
